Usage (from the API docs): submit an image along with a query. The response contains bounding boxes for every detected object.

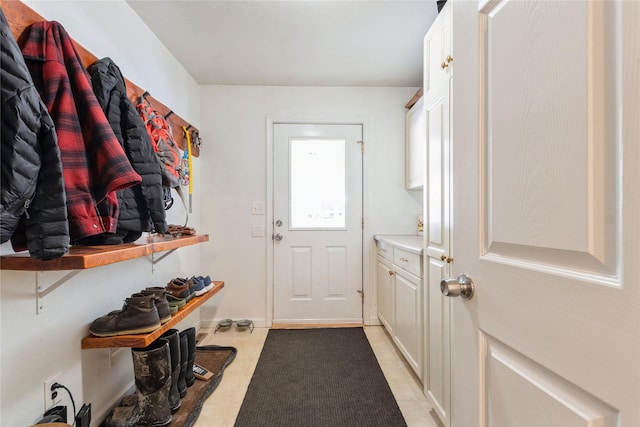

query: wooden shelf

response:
[0,234,209,271]
[81,281,224,349]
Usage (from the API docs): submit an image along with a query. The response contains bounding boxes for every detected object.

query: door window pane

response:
[290,138,346,229]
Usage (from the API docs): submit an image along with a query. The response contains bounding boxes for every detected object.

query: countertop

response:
[373,234,423,255]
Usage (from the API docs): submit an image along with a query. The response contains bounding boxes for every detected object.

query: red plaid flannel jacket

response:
[21,21,141,242]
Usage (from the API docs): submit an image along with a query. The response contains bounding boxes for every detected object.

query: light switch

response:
[251,201,265,215]
[252,225,265,237]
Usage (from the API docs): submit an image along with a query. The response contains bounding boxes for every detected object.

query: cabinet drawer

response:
[393,248,422,278]
[376,242,393,261]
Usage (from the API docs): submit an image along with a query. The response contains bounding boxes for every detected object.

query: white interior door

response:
[273,123,363,324]
[450,1,639,426]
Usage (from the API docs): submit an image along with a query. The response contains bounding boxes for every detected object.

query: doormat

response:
[234,328,406,427]
[169,345,237,427]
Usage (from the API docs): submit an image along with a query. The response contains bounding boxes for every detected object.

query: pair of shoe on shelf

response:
[165,275,214,303]
[104,327,197,427]
[167,224,196,236]
[89,287,172,337]
[88,276,213,338]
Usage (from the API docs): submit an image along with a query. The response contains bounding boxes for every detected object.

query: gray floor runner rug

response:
[234,328,407,427]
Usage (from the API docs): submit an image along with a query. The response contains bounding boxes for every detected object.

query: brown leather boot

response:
[89,293,161,337]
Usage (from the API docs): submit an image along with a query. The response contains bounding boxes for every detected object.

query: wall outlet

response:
[43,373,62,410]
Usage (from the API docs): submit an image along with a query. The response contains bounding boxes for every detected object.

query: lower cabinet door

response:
[376,257,395,334]
[393,270,422,379]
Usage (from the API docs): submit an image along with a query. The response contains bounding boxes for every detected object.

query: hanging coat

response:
[89,57,167,243]
[0,10,69,259]
[20,20,142,243]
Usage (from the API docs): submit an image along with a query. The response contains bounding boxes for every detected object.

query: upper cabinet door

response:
[406,96,426,190]
[424,1,452,94]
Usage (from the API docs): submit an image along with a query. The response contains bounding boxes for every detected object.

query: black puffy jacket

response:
[88,57,167,243]
[0,9,69,259]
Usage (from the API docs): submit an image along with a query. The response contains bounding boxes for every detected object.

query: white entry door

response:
[273,123,363,324]
[450,1,639,426]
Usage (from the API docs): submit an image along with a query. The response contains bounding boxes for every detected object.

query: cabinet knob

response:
[388,270,395,276]
[446,55,453,64]
[440,255,447,261]
[441,61,448,69]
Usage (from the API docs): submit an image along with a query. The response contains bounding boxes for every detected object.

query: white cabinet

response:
[422,2,452,426]
[376,254,395,334]
[393,255,422,375]
[405,96,425,190]
[423,0,452,93]
[374,236,423,380]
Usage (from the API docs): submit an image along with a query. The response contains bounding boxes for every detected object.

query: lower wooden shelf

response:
[81,281,224,349]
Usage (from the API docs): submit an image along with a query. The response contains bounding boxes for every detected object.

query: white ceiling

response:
[126,1,438,87]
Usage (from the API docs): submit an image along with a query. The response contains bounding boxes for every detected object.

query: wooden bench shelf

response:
[0,234,208,271]
[81,281,224,349]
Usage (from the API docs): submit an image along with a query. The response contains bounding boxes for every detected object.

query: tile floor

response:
[194,325,443,427]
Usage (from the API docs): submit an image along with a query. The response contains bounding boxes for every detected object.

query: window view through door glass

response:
[290,138,346,229]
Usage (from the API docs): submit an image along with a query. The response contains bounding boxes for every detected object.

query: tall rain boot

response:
[104,340,172,427]
[180,327,196,387]
[116,330,181,412]
[160,329,182,412]
[177,333,188,398]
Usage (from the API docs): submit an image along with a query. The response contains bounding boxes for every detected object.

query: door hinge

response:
[357,140,365,154]
[361,217,364,229]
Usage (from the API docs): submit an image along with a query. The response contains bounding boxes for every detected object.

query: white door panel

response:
[273,124,363,323]
[450,1,639,426]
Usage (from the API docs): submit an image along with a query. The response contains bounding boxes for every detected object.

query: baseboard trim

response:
[271,322,364,329]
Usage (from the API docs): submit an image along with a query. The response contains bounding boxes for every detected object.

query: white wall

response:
[198,85,422,328]
[0,1,203,426]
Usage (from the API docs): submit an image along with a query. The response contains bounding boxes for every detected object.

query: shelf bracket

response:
[150,249,177,272]
[35,270,82,314]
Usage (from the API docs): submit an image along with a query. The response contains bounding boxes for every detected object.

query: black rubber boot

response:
[159,329,182,412]
[89,293,160,337]
[180,327,196,387]
[104,340,172,427]
[177,333,188,397]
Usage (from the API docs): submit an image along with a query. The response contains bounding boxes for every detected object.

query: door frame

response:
[265,118,369,327]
